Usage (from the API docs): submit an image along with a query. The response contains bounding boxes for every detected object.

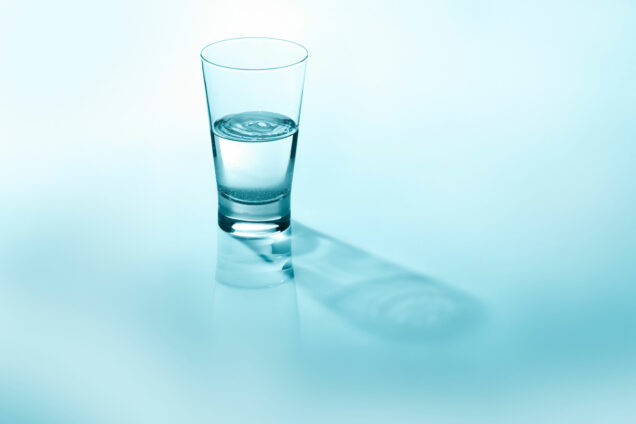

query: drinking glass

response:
[201,37,308,236]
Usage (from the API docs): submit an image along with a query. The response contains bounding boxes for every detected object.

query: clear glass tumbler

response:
[201,37,308,236]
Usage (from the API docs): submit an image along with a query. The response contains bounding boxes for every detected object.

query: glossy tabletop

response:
[1,0,636,422]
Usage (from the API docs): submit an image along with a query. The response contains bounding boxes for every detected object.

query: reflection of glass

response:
[201,38,308,237]
[216,226,294,288]
[213,226,299,363]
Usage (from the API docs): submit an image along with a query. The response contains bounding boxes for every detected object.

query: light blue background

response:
[1,0,636,422]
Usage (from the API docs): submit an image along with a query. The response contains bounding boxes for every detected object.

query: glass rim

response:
[200,37,309,71]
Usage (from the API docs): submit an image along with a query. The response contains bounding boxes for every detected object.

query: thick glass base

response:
[218,194,290,238]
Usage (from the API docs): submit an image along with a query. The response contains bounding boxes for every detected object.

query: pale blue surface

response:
[1,0,636,422]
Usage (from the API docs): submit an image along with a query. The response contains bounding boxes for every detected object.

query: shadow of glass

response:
[214,222,482,345]
[291,222,483,342]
